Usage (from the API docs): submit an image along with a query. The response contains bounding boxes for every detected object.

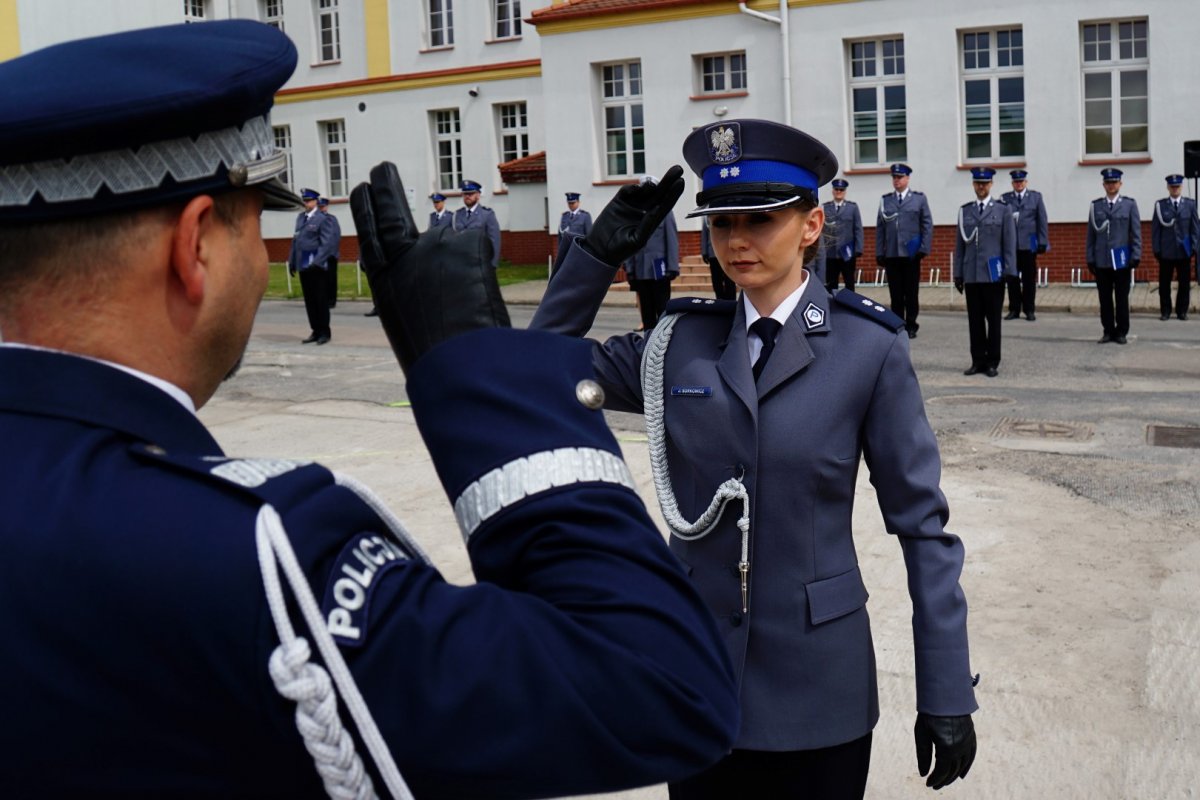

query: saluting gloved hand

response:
[581,165,686,266]
[350,161,510,375]
[914,713,976,790]
[954,278,964,295]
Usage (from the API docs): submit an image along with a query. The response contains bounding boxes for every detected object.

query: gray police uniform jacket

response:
[625,213,680,281]
[454,205,502,268]
[287,210,338,272]
[532,238,978,750]
[428,209,453,230]
[1086,196,1142,269]
[1151,197,1200,261]
[876,191,933,259]
[1000,189,1049,252]
[559,209,593,238]
[814,201,864,284]
[954,199,1018,284]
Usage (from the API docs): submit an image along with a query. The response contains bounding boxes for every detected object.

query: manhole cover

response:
[1147,425,1200,449]
[990,417,1094,441]
[927,394,1016,406]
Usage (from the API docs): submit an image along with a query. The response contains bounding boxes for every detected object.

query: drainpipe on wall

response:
[738,1,791,126]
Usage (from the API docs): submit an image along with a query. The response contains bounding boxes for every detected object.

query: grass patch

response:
[266,261,547,299]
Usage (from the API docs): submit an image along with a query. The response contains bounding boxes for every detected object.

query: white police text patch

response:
[322,532,410,646]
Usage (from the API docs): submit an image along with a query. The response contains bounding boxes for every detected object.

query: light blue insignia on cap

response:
[708,122,742,165]
[802,301,825,330]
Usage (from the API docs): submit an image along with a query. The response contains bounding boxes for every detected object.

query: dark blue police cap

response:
[430,193,447,202]
[890,163,913,176]
[300,188,321,201]
[0,20,301,222]
[317,197,330,206]
[1166,174,1184,185]
[1101,168,1124,181]
[681,119,838,217]
[970,167,996,181]
[460,180,483,193]
[1010,169,1029,180]
[831,179,849,189]
[565,192,581,201]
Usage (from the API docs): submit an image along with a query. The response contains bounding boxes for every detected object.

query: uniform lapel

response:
[756,280,826,398]
[716,300,758,420]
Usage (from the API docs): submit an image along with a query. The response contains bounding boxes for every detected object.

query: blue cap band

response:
[702,159,818,193]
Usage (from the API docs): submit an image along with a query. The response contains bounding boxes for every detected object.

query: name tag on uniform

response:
[671,386,712,398]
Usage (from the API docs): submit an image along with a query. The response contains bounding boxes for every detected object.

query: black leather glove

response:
[1130,258,1140,269]
[876,255,886,267]
[350,161,510,375]
[954,278,964,294]
[288,264,297,276]
[1036,244,1047,254]
[915,713,976,790]
[1086,262,1097,276]
[582,165,685,266]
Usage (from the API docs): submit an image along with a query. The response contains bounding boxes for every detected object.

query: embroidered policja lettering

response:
[324,533,410,644]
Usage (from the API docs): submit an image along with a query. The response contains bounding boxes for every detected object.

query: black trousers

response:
[884,256,921,333]
[965,282,1005,368]
[1094,267,1132,337]
[1005,250,1038,316]
[630,278,673,329]
[668,733,873,800]
[325,258,339,308]
[300,268,331,338]
[707,257,738,300]
[825,256,857,292]
[1157,257,1191,317]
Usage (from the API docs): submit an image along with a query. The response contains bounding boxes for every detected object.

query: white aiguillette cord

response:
[641,313,752,612]
[256,504,414,800]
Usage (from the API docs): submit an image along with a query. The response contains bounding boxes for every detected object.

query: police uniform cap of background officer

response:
[0,20,740,797]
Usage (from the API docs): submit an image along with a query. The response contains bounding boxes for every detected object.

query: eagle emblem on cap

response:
[709,123,741,164]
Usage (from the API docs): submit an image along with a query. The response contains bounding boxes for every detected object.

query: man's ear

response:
[169,194,218,305]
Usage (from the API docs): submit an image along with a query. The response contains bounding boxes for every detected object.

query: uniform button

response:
[144,444,167,455]
[575,379,605,410]
[730,611,743,626]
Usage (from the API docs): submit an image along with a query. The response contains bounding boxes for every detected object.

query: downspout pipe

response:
[738,1,791,126]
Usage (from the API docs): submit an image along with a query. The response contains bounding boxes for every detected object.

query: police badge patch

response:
[708,123,741,164]
[803,302,826,330]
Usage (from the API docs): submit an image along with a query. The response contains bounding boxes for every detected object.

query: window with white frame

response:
[315,0,341,62]
[847,37,906,166]
[432,109,463,191]
[960,28,1025,161]
[601,61,645,178]
[1081,19,1148,156]
[697,52,747,95]
[428,0,454,48]
[273,125,294,190]
[261,0,284,31]
[183,0,208,22]
[493,0,521,40]
[321,120,348,198]
[497,102,529,164]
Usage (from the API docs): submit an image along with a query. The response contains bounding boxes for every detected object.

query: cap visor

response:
[260,177,303,211]
[686,195,802,218]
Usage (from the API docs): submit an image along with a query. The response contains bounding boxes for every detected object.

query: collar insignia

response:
[803,302,826,330]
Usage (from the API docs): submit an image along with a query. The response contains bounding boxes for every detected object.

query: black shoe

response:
[1179,314,1189,321]
[1114,335,1127,345]
[1097,333,1112,343]
[963,365,981,376]
[1004,311,1020,320]
[301,333,319,344]
[1025,313,1036,321]
[316,335,331,345]
[907,330,917,339]
[364,307,379,317]
[329,300,337,309]
[1161,314,1171,321]
[985,366,999,377]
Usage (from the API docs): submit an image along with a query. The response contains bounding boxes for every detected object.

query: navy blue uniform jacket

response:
[0,330,737,797]
[533,239,978,751]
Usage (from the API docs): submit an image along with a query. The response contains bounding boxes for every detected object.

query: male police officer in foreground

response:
[954,168,1017,377]
[1000,169,1048,321]
[1086,168,1142,344]
[1151,174,1199,321]
[0,21,738,797]
[876,163,933,338]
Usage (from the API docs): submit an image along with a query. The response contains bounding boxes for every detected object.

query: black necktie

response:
[1108,200,1114,212]
[978,202,985,215]
[751,318,783,383]
[897,193,903,205]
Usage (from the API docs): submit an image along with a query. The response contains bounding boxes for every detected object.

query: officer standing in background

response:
[954,168,1017,377]
[428,191,453,230]
[0,21,739,797]
[288,187,337,344]
[819,178,864,293]
[317,196,340,310]
[454,179,502,269]
[559,192,593,238]
[700,216,737,299]
[876,163,933,338]
[1086,168,1141,344]
[1000,169,1048,321]
[624,190,679,331]
[1151,174,1199,321]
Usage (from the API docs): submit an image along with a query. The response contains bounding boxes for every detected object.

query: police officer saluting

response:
[428,191,453,229]
[1151,174,1199,321]
[818,177,864,293]
[1086,168,1142,344]
[1000,169,1048,321]
[0,21,739,796]
[453,178,502,269]
[876,163,933,338]
[955,168,1017,377]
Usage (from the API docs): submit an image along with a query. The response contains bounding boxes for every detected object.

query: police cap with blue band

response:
[970,167,996,182]
[0,20,301,222]
[831,179,849,189]
[460,180,483,193]
[682,119,838,217]
[1010,169,1029,180]
[430,192,447,202]
[1166,174,1184,185]
[300,188,321,201]
[1101,168,1124,181]
[890,163,913,176]
[566,192,581,201]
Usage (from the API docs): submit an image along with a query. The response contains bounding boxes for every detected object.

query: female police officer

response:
[532,119,978,798]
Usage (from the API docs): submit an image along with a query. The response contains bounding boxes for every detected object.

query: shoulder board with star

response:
[994,198,1009,205]
[831,291,905,331]
[910,190,925,196]
[960,200,976,209]
[665,297,738,316]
